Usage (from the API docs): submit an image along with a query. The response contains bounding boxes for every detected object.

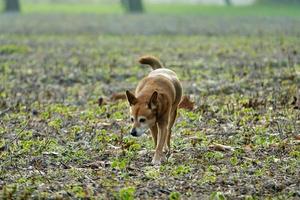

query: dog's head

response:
[125,90,158,137]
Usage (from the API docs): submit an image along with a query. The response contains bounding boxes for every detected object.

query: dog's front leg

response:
[150,124,158,148]
[152,120,168,165]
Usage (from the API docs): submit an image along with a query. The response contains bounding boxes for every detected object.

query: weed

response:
[117,187,135,200]
[169,191,181,200]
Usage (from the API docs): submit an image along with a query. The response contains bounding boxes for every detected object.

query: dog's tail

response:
[138,55,163,70]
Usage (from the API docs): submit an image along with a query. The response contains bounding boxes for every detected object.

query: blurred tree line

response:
[3,0,145,12]
[257,0,300,3]
[4,0,20,12]
[3,0,300,13]
[121,0,143,12]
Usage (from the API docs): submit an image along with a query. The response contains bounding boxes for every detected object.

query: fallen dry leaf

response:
[242,98,265,109]
[244,144,253,153]
[187,136,202,147]
[97,122,111,128]
[82,161,109,169]
[98,97,108,106]
[209,143,235,151]
[110,92,127,101]
[291,90,300,109]
[107,144,122,150]
[178,95,195,111]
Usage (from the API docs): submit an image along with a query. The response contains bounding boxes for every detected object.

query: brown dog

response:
[125,56,182,165]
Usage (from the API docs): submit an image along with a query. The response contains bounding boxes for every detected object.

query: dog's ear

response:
[126,90,137,106]
[149,91,158,109]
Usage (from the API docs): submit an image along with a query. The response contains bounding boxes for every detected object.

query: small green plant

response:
[128,143,141,152]
[112,111,124,120]
[253,134,279,148]
[144,166,160,179]
[199,171,217,185]
[41,110,51,120]
[111,158,128,170]
[48,118,63,130]
[80,110,95,120]
[171,165,191,176]
[245,195,257,200]
[0,45,28,54]
[289,150,300,158]
[230,156,238,166]
[67,185,85,199]
[169,191,181,200]
[210,191,226,200]
[182,110,199,121]
[118,187,135,200]
[204,151,224,161]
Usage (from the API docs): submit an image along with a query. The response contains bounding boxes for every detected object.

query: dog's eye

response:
[130,117,134,122]
[139,118,146,123]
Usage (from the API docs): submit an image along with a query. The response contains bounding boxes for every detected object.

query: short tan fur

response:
[125,55,182,165]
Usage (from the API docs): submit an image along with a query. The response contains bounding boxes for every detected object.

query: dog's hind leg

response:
[150,124,158,148]
[165,108,177,153]
[152,120,168,165]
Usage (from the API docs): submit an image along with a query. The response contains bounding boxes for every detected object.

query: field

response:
[0,4,300,200]
[2,1,300,16]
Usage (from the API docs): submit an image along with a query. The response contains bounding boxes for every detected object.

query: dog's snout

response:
[130,128,137,137]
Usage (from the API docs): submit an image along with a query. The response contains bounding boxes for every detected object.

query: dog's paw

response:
[151,158,161,166]
[151,154,166,165]
[163,146,171,154]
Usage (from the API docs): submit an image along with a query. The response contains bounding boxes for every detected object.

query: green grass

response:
[20,3,123,14]
[1,2,300,17]
[147,4,300,17]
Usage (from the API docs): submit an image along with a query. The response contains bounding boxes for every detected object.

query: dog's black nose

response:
[130,128,137,137]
